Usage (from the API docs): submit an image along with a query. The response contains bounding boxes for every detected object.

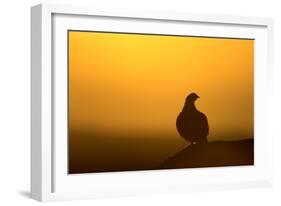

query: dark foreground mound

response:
[161,139,253,169]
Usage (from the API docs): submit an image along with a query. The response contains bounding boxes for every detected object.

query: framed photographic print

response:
[31,3,274,201]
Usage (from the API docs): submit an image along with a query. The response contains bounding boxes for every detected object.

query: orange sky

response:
[68,31,254,141]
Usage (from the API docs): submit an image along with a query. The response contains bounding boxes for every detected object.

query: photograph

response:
[68,30,254,174]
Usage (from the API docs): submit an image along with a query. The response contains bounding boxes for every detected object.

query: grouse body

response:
[176,93,209,144]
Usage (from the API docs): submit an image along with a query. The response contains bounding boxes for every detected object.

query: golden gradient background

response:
[68,31,254,173]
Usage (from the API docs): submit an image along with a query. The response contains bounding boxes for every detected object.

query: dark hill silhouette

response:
[176,93,209,144]
[161,139,254,169]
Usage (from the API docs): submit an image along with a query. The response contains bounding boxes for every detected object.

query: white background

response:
[0,0,280,205]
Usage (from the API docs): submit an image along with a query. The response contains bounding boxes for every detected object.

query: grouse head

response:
[185,93,199,105]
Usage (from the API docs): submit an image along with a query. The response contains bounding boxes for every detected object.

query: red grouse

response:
[176,93,209,144]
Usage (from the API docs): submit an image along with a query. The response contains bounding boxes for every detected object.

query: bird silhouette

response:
[176,93,209,144]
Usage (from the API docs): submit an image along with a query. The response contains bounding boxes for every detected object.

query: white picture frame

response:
[31,3,274,202]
